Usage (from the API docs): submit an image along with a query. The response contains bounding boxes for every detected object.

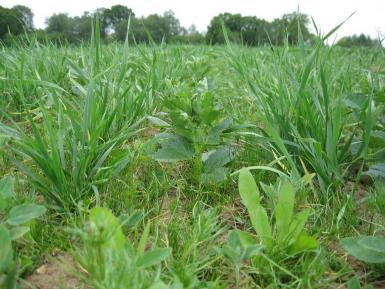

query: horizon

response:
[1,0,385,40]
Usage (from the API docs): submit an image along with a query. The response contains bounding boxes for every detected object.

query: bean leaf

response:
[6,204,46,226]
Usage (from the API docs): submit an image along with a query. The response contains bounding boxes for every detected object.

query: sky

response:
[2,0,385,39]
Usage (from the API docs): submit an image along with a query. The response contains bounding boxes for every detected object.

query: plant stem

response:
[193,148,202,187]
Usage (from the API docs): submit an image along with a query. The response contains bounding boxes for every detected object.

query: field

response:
[1,29,385,289]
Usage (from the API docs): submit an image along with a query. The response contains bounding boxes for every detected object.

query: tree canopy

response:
[0,5,33,39]
[205,12,314,45]
[0,4,380,47]
[336,33,381,48]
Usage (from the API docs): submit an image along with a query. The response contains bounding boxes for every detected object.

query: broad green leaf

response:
[138,223,150,256]
[347,277,361,289]
[235,230,263,259]
[89,207,126,251]
[203,146,236,172]
[169,112,194,140]
[228,230,241,249]
[153,135,194,162]
[147,116,170,127]
[239,169,260,209]
[289,234,317,254]
[220,245,239,264]
[344,93,367,110]
[3,261,18,289]
[120,210,142,229]
[6,204,46,226]
[0,195,5,210]
[358,236,385,254]
[341,237,385,263]
[244,244,263,259]
[0,177,13,200]
[276,180,295,242]
[287,208,310,245]
[137,248,172,268]
[238,170,272,246]
[249,205,272,248]
[0,226,13,272]
[206,118,233,144]
[348,277,374,289]
[237,230,257,247]
[370,130,385,144]
[364,164,385,179]
[201,167,227,185]
[200,103,221,125]
[9,226,30,240]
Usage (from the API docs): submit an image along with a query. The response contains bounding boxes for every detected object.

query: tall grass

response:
[0,20,158,211]
[229,25,376,192]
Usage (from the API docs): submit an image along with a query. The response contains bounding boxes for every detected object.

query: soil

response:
[21,253,88,289]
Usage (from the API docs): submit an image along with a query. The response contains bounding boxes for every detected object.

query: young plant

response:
[152,77,246,185]
[73,207,171,289]
[166,205,224,288]
[229,24,375,192]
[0,21,150,211]
[222,169,317,286]
[237,169,317,254]
[0,176,46,289]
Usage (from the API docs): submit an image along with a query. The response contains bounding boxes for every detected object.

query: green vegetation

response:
[73,207,172,289]
[1,4,381,47]
[206,12,313,45]
[152,77,247,186]
[0,15,385,289]
[337,34,382,48]
[0,177,46,289]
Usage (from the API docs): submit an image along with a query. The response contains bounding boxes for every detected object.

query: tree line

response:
[0,4,382,47]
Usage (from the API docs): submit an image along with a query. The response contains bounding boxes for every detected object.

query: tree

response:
[162,10,182,37]
[12,5,34,32]
[337,34,381,48]
[269,18,286,45]
[206,13,269,45]
[94,8,108,38]
[129,10,182,43]
[206,13,243,44]
[95,5,134,40]
[184,25,205,44]
[104,5,134,31]
[45,13,74,43]
[0,6,25,39]
[72,12,93,42]
[240,16,270,46]
[279,12,313,45]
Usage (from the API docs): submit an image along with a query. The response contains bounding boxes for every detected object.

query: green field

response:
[1,30,385,289]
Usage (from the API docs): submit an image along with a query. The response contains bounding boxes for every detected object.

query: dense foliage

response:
[206,12,314,45]
[0,5,33,39]
[0,4,381,46]
[0,17,384,289]
[337,33,382,48]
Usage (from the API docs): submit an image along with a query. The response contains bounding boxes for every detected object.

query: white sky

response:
[2,0,385,39]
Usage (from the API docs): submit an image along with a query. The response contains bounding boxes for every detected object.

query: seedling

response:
[152,77,248,185]
[0,176,46,289]
[74,207,171,289]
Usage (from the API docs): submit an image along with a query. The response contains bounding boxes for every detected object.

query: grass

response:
[0,23,384,289]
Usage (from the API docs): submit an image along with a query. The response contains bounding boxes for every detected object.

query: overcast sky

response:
[2,0,384,39]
